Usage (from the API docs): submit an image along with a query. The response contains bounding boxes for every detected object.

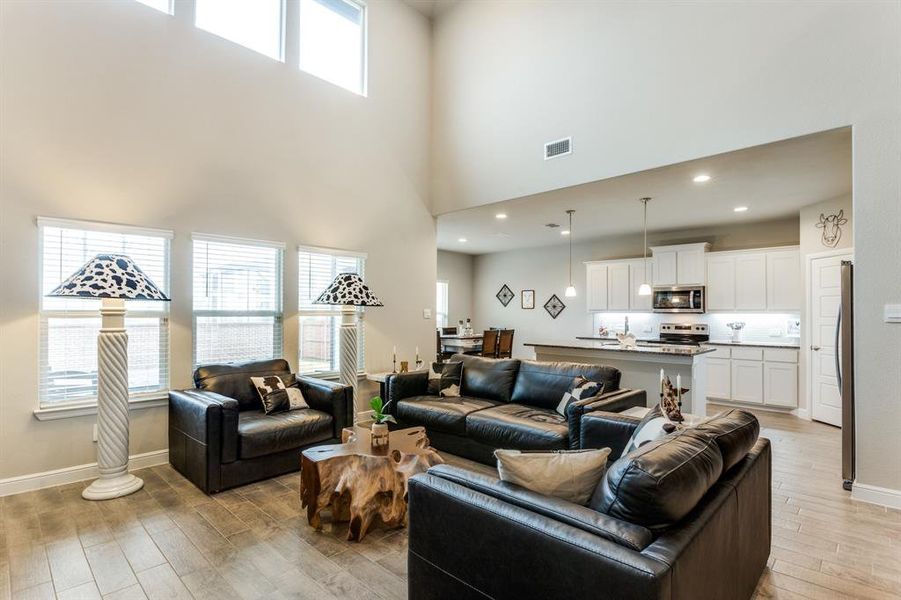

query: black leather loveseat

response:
[385,354,646,464]
[168,359,353,493]
[407,409,771,600]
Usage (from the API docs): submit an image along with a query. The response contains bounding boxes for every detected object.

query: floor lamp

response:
[48,254,170,500]
[314,273,383,417]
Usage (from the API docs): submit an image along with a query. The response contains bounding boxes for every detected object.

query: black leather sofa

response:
[168,359,353,494]
[407,409,771,600]
[385,354,646,464]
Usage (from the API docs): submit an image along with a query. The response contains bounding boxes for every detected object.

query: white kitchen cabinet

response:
[707,358,732,399]
[585,263,609,311]
[730,360,764,404]
[706,254,736,310]
[652,250,678,286]
[764,362,799,407]
[734,253,767,310]
[767,250,802,311]
[629,258,653,311]
[651,243,709,286]
[607,262,631,310]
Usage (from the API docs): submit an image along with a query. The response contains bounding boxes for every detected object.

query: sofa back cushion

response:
[694,409,760,472]
[511,360,621,410]
[594,429,723,531]
[194,359,292,411]
[453,354,520,404]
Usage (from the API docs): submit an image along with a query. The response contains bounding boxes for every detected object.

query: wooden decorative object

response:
[300,426,443,542]
[660,375,688,423]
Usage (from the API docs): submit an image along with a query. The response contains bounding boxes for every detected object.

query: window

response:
[135,0,173,15]
[299,0,366,95]
[436,281,449,329]
[298,246,366,376]
[195,0,285,60]
[38,218,171,407]
[193,235,284,366]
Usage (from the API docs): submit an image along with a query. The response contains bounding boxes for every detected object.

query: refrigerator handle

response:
[835,302,843,390]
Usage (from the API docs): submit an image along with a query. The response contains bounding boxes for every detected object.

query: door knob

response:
[810,345,821,351]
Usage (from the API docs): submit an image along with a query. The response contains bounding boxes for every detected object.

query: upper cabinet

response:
[651,243,710,286]
[585,263,609,311]
[585,259,653,312]
[705,247,800,312]
[628,258,654,311]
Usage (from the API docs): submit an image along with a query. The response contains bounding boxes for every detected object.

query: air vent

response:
[544,137,572,160]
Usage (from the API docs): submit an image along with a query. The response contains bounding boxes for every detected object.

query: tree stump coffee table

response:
[300,425,443,542]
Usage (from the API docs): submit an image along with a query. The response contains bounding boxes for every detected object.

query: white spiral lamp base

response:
[83,298,143,501]
[339,309,359,421]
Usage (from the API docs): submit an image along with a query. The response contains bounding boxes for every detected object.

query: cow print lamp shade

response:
[314,273,384,307]
[48,253,170,301]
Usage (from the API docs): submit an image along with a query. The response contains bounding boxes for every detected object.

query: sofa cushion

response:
[396,395,499,435]
[595,429,724,531]
[695,409,760,472]
[237,408,333,460]
[453,355,521,404]
[511,360,622,410]
[466,404,569,450]
[195,359,292,411]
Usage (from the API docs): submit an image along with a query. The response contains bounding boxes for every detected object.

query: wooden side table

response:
[300,425,443,541]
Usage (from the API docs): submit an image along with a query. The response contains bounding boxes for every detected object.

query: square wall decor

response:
[521,289,535,309]
[496,284,514,307]
[544,294,565,319]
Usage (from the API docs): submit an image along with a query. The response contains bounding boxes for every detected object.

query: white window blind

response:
[298,246,366,376]
[436,281,449,329]
[38,218,172,407]
[193,235,284,367]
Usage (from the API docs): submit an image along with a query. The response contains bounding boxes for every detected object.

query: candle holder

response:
[392,357,397,374]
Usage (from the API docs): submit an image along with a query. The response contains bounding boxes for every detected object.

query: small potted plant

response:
[369,396,396,446]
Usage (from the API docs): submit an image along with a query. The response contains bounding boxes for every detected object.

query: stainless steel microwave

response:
[652,286,706,313]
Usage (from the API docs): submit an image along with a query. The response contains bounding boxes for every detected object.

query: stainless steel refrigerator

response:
[840,260,855,491]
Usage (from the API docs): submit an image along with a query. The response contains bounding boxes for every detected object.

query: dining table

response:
[440,333,484,354]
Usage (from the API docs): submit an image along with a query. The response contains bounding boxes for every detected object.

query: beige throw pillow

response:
[494,448,612,505]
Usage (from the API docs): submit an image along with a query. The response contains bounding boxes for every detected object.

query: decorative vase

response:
[372,422,389,447]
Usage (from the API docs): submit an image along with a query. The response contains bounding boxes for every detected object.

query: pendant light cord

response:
[567,210,574,286]
[643,198,648,281]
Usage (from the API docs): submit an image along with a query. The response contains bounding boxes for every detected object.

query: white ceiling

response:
[402,0,459,19]
[437,128,852,254]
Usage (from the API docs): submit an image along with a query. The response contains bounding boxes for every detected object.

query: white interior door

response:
[810,253,850,426]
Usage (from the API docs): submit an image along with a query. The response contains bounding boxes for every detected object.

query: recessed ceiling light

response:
[458,237,467,243]
[495,213,507,220]
[693,174,711,183]
[560,230,571,236]
[734,206,748,213]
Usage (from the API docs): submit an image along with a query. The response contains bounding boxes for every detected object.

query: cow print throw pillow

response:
[438,361,463,398]
[556,376,605,416]
[251,375,309,412]
[623,404,677,455]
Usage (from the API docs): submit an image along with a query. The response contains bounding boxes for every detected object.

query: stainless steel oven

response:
[652,286,705,313]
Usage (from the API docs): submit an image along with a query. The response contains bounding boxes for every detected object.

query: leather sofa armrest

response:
[580,411,642,460]
[385,371,429,415]
[168,389,239,464]
[566,388,646,450]
[294,376,353,437]
[427,464,653,551]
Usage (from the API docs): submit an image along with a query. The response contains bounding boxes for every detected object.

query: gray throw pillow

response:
[494,448,612,505]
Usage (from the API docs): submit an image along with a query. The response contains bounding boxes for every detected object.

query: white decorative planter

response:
[371,422,389,447]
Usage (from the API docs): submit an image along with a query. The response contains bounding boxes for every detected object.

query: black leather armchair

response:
[169,359,352,493]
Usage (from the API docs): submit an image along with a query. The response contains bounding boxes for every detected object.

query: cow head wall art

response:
[816,210,848,248]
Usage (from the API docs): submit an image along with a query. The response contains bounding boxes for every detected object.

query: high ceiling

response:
[402,0,459,19]
[437,128,852,254]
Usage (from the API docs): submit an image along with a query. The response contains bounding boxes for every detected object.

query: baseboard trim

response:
[0,450,169,497]
[792,407,811,420]
[851,481,901,510]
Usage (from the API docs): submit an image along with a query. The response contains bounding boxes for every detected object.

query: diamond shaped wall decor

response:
[544,294,565,319]
[496,284,514,307]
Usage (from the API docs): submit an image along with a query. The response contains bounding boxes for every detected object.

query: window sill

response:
[33,394,169,421]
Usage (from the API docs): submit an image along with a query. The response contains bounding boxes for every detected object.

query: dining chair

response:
[480,329,500,358]
[497,329,514,359]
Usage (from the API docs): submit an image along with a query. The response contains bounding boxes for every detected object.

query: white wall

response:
[434,1,901,497]
[437,250,474,326]
[798,195,854,417]
[473,218,799,357]
[0,0,433,479]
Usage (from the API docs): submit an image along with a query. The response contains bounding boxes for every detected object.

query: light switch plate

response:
[884,304,901,323]
[423,308,432,319]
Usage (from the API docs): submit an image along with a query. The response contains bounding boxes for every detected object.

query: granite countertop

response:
[705,340,801,349]
[524,341,716,357]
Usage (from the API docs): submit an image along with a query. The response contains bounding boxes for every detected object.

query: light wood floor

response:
[0,408,898,600]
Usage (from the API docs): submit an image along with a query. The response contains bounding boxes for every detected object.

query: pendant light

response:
[638,198,652,296]
[564,209,577,297]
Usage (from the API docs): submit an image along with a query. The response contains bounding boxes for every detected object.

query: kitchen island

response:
[524,340,715,415]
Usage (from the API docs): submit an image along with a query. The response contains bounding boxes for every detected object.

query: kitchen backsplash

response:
[592,312,801,345]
